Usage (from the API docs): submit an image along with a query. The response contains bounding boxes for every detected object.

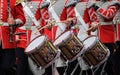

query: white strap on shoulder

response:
[21,2,40,27]
[74,8,88,30]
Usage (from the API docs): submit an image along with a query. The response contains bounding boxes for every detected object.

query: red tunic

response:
[44,26,57,41]
[0,0,26,49]
[83,4,119,43]
[83,7,99,35]
[97,5,119,43]
[35,4,49,34]
[35,1,58,41]
[116,23,120,41]
[15,28,32,49]
[114,0,120,41]
[60,4,78,35]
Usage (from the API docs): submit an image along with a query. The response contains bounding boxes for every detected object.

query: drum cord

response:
[63,60,69,75]
[52,58,59,75]
[79,70,83,75]
[52,50,61,75]
[77,56,94,75]
[70,62,79,75]
[52,63,55,75]
[93,65,100,75]
[100,62,107,75]
[93,61,107,75]
[78,57,90,75]
[79,69,94,75]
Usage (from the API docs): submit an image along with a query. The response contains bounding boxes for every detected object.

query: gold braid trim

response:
[15,0,23,5]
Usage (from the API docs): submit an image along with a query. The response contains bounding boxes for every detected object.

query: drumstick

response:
[78,27,96,35]
[79,21,100,34]
[33,17,80,35]
[33,24,52,35]
[38,24,51,31]
[33,18,60,35]
[48,0,57,8]
[54,17,77,24]
[17,39,27,42]
[14,32,27,35]
[16,34,27,42]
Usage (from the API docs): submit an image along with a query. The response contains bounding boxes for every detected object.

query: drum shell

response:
[82,36,110,67]
[25,35,58,68]
[54,31,84,62]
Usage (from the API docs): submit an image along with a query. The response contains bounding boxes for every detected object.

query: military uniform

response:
[15,27,33,75]
[57,0,81,75]
[113,1,120,75]
[0,0,26,49]
[83,1,120,75]
[60,0,78,35]
[35,1,58,75]
[0,0,26,75]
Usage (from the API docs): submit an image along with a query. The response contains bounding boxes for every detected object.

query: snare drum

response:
[82,36,110,67]
[25,35,59,68]
[54,30,83,62]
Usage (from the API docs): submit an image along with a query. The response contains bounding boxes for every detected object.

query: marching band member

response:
[15,26,33,75]
[57,0,81,75]
[113,1,120,75]
[116,2,120,49]
[116,11,120,54]
[75,0,95,75]
[0,0,26,75]
[83,1,99,34]
[114,16,120,75]
[83,0,120,75]
[35,0,57,41]
[22,0,46,75]
[60,0,78,35]
[35,0,58,75]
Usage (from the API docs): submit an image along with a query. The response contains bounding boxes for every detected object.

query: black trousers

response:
[0,45,16,75]
[80,69,93,75]
[113,41,120,75]
[57,59,81,75]
[104,43,115,75]
[57,66,67,75]
[15,47,33,75]
[115,41,120,54]
[43,65,53,75]
[66,59,81,75]
[94,43,115,75]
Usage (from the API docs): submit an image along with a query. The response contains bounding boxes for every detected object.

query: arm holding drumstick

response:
[79,22,100,35]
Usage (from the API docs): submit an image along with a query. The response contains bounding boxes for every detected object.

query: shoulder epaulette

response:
[15,0,23,5]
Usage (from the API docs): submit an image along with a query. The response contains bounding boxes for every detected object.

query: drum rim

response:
[83,35,98,50]
[25,35,47,53]
[54,30,73,42]
[82,35,110,68]
[83,35,97,42]
[53,30,73,46]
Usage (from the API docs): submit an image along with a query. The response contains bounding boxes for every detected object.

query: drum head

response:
[83,36,97,49]
[25,35,46,53]
[54,31,72,46]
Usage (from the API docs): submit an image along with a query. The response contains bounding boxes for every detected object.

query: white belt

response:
[0,22,9,26]
[100,22,113,26]
[19,26,27,30]
[21,2,40,27]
